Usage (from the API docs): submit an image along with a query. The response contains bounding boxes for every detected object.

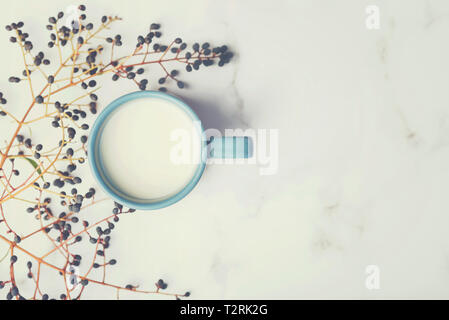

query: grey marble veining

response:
[0,0,448,299]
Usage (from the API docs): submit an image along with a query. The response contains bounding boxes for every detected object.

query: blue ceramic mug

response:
[88,90,251,210]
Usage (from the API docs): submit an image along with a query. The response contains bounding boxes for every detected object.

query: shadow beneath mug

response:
[180,95,248,133]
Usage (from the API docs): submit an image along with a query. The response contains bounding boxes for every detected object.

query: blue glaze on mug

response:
[88,90,250,210]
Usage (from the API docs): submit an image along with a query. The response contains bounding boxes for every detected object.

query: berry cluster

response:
[0,4,230,300]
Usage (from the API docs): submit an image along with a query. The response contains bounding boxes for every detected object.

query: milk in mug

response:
[99,97,202,201]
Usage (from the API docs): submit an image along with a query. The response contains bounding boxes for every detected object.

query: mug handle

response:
[208,136,252,159]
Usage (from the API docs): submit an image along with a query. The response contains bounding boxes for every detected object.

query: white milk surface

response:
[99,97,202,201]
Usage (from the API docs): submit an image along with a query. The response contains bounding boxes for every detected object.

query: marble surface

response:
[1,0,449,299]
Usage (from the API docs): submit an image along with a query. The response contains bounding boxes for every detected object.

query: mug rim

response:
[88,90,207,210]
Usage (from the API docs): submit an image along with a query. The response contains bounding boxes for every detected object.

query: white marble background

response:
[1,0,449,299]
